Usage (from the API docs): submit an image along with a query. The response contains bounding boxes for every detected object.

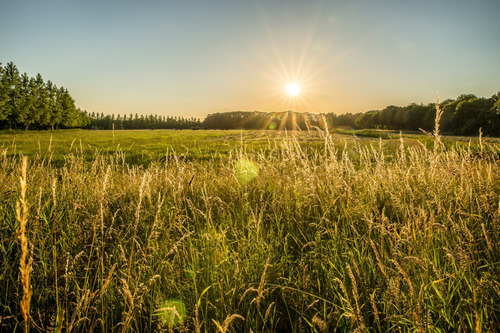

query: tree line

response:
[0,62,90,130]
[0,62,201,131]
[203,92,500,136]
[87,112,202,130]
[355,93,500,135]
[200,111,360,131]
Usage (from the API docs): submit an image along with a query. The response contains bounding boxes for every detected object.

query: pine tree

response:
[0,63,9,125]
[3,62,21,128]
[59,87,77,128]
[34,74,50,129]
[19,73,36,129]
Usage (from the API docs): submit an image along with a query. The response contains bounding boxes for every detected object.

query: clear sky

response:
[1,0,499,119]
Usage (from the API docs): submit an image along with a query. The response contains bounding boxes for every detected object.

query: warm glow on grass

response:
[286,82,301,97]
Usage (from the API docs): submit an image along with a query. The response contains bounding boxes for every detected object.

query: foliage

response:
[87,112,202,130]
[203,111,325,130]
[0,62,90,130]
[355,93,500,136]
[202,111,360,132]
[202,93,500,137]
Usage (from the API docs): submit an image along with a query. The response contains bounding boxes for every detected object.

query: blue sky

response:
[1,0,499,118]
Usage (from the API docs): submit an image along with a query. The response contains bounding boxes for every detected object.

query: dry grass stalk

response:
[252,258,270,308]
[166,231,195,257]
[369,292,380,328]
[399,131,407,166]
[347,264,366,332]
[312,313,327,333]
[415,284,425,333]
[481,223,493,252]
[391,259,415,298]
[16,156,32,333]
[99,263,117,298]
[194,304,201,333]
[121,278,134,309]
[119,278,135,333]
[263,301,275,325]
[147,193,164,247]
[370,240,387,279]
[67,289,90,332]
[479,127,483,154]
[333,278,355,318]
[434,93,444,155]
[127,172,150,279]
[212,314,244,333]
[233,259,239,280]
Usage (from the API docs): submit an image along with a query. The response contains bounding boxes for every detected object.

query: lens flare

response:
[235,159,260,184]
[155,299,187,328]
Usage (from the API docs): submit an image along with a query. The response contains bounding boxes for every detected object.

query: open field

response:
[1,129,500,332]
[1,129,328,166]
[1,129,498,165]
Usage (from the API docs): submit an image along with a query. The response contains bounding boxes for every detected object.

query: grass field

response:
[1,128,494,165]
[1,129,499,332]
[1,129,328,166]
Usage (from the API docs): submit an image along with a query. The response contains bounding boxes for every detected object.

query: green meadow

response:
[1,129,499,332]
[2,128,492,165]
[1,129,326,165]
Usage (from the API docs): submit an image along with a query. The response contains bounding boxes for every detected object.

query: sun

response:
[286,82,301,97]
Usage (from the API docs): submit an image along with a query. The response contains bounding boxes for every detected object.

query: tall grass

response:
[0,128,499,332]
[16,156,32,332]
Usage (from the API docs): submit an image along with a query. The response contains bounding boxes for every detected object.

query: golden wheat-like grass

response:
[434,92,444,154]
[16,156,32,333]
[212,314,244,333]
